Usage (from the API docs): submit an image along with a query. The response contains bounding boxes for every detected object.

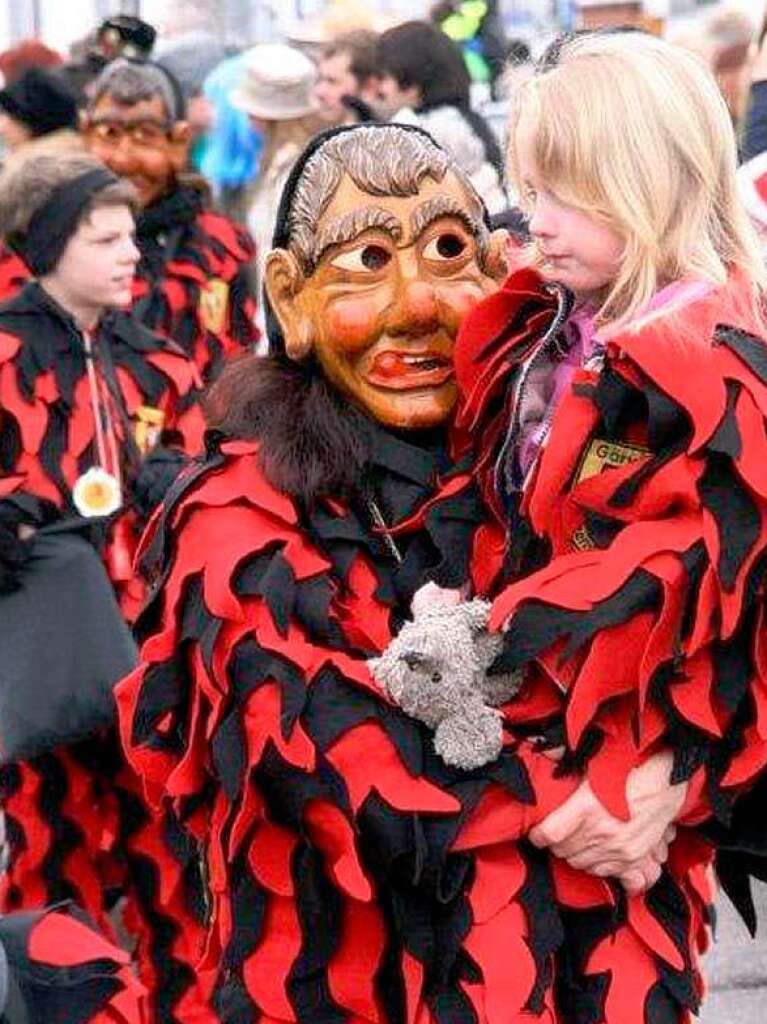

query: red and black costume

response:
[131,185,259,381]
[0,184,258,382]
[453,265,767,1022]
[0,279,205,936]
[0,903,145,1023]
[114,351,599,1023]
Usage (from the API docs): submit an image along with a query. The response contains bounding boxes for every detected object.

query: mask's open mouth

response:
[367,350,454,390]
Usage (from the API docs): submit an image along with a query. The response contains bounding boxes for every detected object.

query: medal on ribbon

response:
[73,466,122,518]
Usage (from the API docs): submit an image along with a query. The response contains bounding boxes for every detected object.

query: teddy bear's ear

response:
[462,599,492,633]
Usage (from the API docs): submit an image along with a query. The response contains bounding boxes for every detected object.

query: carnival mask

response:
[83,93,190,209]
[266,155,507,431]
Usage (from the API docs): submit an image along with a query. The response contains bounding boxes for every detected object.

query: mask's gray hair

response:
[88,58,182,123]
[288,125,489,273]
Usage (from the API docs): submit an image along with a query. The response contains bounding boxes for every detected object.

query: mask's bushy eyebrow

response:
[312,206,402,267]
[410,195,487,244]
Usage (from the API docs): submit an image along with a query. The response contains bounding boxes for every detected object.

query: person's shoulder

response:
[179,438,298,522]
[137,436,302,586]
[106,310,202,393]
[0,281,55,356]
[194,208,256,266]
[0,245,30,304]
[604,274,767,452]
[605,275,767,376]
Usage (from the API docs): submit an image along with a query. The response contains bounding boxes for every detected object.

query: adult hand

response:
[528,751,687,890]
[612,825,677,894]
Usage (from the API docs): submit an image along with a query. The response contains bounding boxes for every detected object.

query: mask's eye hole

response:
[331,243,392,273]
[423,232,468,261]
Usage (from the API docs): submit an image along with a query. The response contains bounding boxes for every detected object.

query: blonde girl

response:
[453,30,767,1023]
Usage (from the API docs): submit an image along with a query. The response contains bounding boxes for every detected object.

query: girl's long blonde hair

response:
[507,31,766,326]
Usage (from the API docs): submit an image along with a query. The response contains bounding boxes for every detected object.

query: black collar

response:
[135,184,205,241]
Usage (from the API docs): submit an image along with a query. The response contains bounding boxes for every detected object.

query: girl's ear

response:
[264,249,315,360]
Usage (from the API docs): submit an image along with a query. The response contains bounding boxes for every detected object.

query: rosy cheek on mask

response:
[325,297,381,352]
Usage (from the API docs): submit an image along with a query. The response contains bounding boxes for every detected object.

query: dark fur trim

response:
[205,354,372,505]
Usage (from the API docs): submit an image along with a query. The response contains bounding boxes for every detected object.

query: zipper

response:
[366,496,404,564]
[198,838,213,927]
[493,283,573,503]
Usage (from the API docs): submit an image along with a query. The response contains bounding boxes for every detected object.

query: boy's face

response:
[83,93,190,209]
[46,205,139,320]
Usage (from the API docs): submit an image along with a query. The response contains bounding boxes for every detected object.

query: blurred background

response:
[1,0,763,54]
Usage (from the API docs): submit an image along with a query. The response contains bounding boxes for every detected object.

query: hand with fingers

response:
[528,750,686,893]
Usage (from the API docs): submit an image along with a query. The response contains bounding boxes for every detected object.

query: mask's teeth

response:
[402,355,443,368]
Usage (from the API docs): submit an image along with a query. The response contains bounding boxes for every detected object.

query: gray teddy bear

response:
[369,593,522,770]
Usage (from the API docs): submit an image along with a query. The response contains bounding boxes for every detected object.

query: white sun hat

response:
[230,43,318,122]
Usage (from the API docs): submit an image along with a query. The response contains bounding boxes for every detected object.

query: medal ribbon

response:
[83,330,123,494]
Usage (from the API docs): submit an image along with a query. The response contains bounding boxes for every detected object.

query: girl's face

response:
[515,115,625,304]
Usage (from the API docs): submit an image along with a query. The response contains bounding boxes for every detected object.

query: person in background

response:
[231,43,322,305]
[313,29,381,126]
[0,39,62,87]
[57,15,159,111]
[0,67,79,162]
[83,58,259,380]
[0,58,259,380]
[431,0,509,100]
[94,15,157,63]
[156,31,229,173]
[493,37,533,102]
[0,903,145,1023]
[376,19,508,215]
[706,7,755,129]
[735,13,767,246]
[198,52,262,225]
[673,9,755,134]
[0,152,204,964]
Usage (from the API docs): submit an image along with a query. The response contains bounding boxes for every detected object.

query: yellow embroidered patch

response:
[199,278,230,336]
[134,405,165,456]
[571,524,595,552]
[575,438,649,485]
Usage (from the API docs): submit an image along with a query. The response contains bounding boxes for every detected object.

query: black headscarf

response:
[12,167,120,277]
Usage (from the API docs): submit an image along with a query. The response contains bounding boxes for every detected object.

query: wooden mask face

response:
[266,168,507,431]
[83,93,190,209]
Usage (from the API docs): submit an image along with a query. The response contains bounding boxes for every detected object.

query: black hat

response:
[0,67,77,137]
[97,15,157,59]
